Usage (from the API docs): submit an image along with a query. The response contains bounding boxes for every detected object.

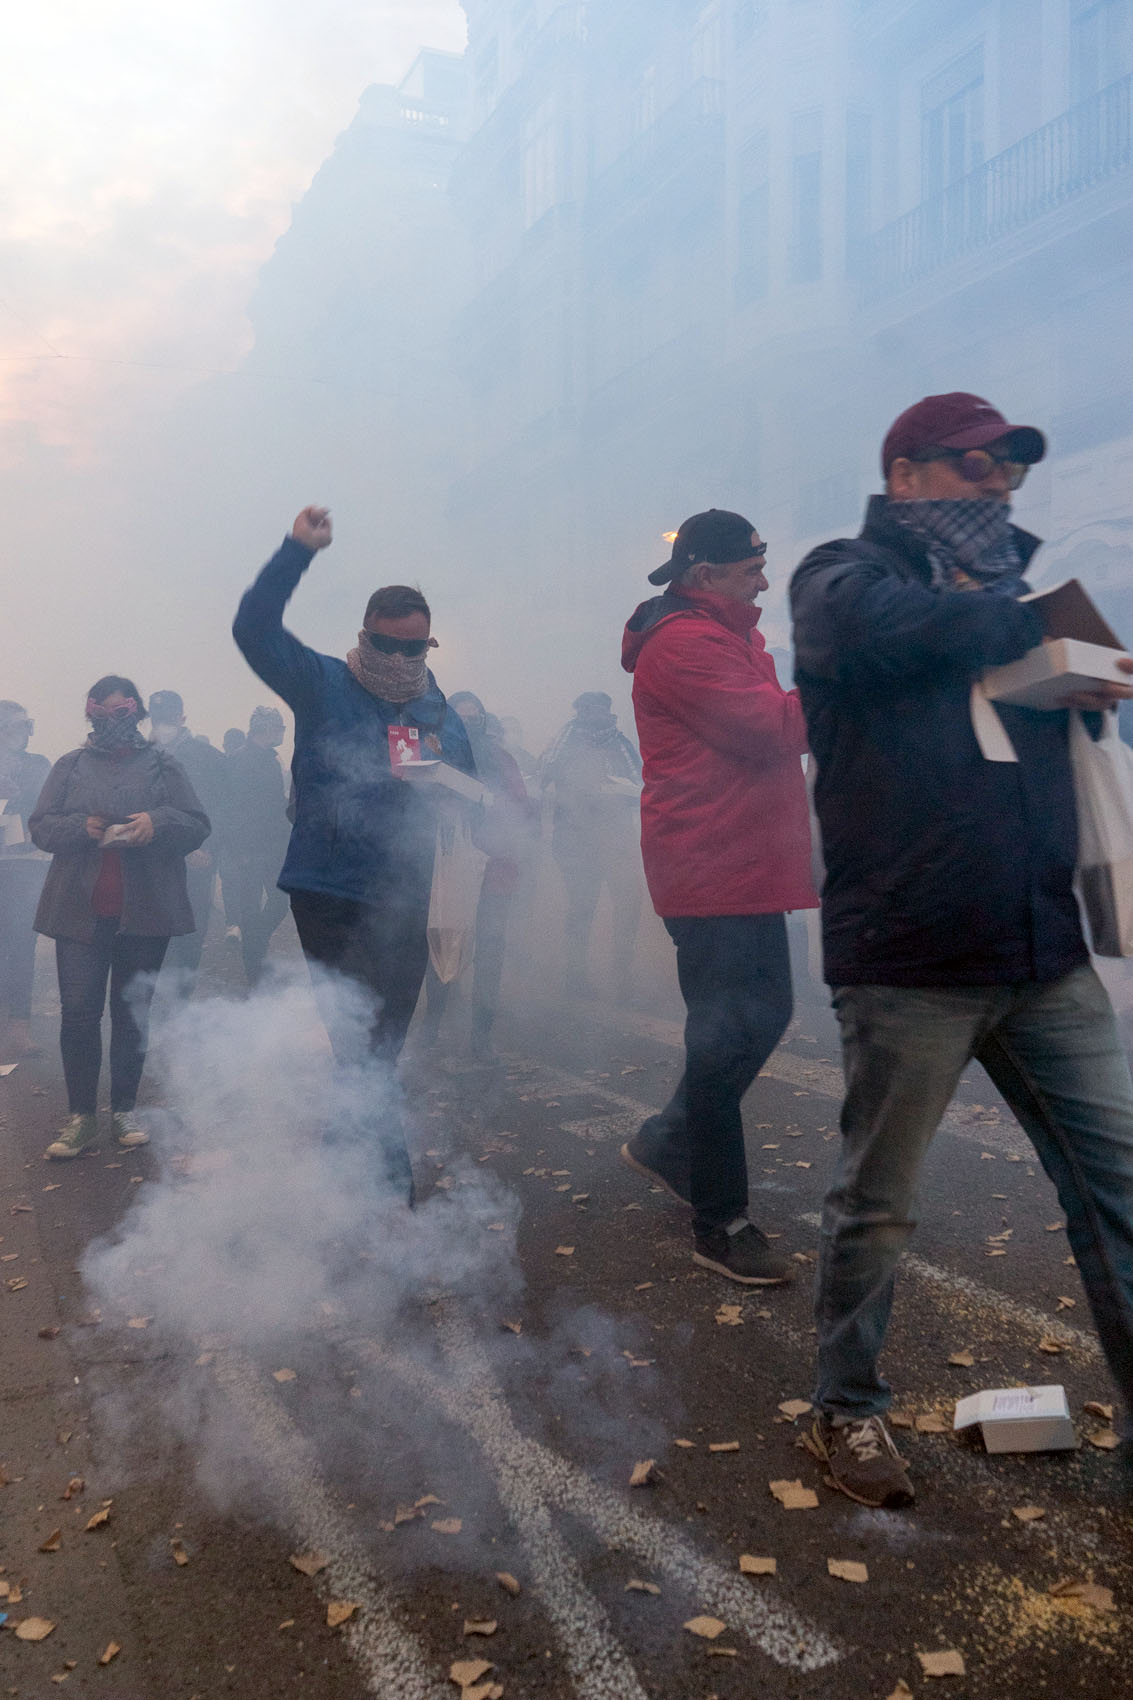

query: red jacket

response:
[621,586,817,918]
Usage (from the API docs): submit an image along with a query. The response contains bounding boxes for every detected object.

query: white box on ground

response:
[953,1384,1077,1453]
[394,759,490,806]
[982,578,1130,709]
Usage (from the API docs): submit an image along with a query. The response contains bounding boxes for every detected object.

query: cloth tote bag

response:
[1069,709,1133,957]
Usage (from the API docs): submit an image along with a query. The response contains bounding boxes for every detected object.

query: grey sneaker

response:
[812,1414,915,1508]
[692,1220,792,1285]
[44,1113,99,1160]
[112,1111,150,1149]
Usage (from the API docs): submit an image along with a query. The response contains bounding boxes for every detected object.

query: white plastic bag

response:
[1069,710,1133,956]
[427,810,488,984]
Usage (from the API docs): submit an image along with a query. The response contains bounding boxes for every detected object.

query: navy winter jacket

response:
[789,496,1089,988]
[232,537,474,907]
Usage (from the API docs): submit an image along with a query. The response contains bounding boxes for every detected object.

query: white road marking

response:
[350,1310,842,1675]
[795,1211,1100,1359]
[210,1350,450,1699]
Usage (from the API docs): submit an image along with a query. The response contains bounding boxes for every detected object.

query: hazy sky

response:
[0,1,466,458]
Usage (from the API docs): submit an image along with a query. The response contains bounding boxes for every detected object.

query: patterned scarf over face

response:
[86,697,148,752]
[345,633,429,704]
[889,499,1023,591]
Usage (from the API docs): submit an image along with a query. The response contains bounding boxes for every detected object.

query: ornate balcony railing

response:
[858,73,1133,299]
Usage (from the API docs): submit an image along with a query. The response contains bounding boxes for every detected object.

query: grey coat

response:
[29,745,210,942]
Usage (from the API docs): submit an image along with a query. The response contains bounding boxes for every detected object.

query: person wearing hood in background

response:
[539,692,643,1001]
[0,701,51,1058]
[419,692,534,1058]
[621,510,816,1286]
[790,392,1133,1510]
[148,690,229,997]
[29,677,209,1160]
[232,506,474,1202]
[225,705,291,985]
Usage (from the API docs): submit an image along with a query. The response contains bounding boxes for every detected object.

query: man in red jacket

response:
[620,509,817,1283]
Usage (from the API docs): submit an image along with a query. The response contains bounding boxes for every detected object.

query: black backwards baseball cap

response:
[649,509,764,586]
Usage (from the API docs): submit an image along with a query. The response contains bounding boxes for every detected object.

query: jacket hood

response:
[621,587,762,673]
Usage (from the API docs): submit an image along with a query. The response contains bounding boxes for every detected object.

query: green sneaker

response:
[111,1111,150,1149]
[44,1113,99,1160]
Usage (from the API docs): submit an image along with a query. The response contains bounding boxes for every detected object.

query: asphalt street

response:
[1,922,1131,1700]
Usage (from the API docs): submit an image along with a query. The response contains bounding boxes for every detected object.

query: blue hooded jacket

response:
[233,537,474,907]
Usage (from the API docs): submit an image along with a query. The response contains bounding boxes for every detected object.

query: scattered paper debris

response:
[1038,1338,1065,1355]
[1049,1579,1115,1612]
[917,1649,966,1677]
[739,1554,776,1576]
[887,1682,914,1700]
[1088,1428,1120,1450]
[947,1351,975,1368]
[778,1399,812,1420]
[495,1572,520,1596]
[769,1478,819,1510]
[126,1316,151,1329]
[914,1413,950,1434]
[625,1579,660,1594]
[1083,1401,1114,1421]
[170,1538,189,1566]
[463,1620,497,1637]
[38,1529,62,1553]
[501,1320,522,1335]
[326,1600,361,1628]
[674,1438,695,1449]
[554,1246,575,1257]
[629,1459,657,1487]
[60,1477,84,1501]
[708,1440,740,1453]
[14,1617,56,1641]
[450,1658,494,1689]
[715,1304,743,1327]
[1011,1505,1046,1522]
[84,1507,111,1531]
[38,1326,61,1340]
[432,1518,463,1534]
[683,1616,726,1640]
[98,1642,121,1665]
[272,1368,297,1382]
[827,1558,868,1583]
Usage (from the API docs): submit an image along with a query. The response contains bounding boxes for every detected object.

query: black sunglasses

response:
[911,446,1030,490]
[366,632,430,657]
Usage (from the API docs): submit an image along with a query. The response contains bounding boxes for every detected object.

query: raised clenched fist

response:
[291,506,333,551]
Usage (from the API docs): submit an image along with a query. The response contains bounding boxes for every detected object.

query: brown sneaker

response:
[812,1414,915,1508]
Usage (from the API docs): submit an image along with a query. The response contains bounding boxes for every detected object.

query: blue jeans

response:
[815,966,1133,1424]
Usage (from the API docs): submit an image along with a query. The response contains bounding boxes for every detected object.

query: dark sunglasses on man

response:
[911,446,1030,490]
[366,632,431,657]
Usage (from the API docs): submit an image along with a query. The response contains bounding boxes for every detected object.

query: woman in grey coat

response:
[29,676,209,1159]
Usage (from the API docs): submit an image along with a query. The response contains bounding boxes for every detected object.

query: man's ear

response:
[428,636,439,649]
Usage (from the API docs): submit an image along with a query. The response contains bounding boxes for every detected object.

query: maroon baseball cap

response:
[881,393,1046,476]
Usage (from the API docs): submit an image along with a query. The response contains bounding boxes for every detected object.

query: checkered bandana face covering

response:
[890,499,1022,590]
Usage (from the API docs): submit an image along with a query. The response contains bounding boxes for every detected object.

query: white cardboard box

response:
[953,1384,1077,1453]
[981,578,1130,709]
[394,759,490,807]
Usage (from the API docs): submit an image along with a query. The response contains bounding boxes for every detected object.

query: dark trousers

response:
[643,914,793,1234]
[161,862,215,995]
[0,860,46,1022]
[290,889,431,1198]
[55,919,168,1114]
[233,860,289,985]
[422,885,513,1044]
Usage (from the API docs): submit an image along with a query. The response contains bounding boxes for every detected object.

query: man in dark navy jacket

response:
[233,506,474,1199]
[790,394,1133,1508]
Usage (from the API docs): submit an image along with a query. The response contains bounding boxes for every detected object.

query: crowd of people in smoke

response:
[5,389,1133,1513]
